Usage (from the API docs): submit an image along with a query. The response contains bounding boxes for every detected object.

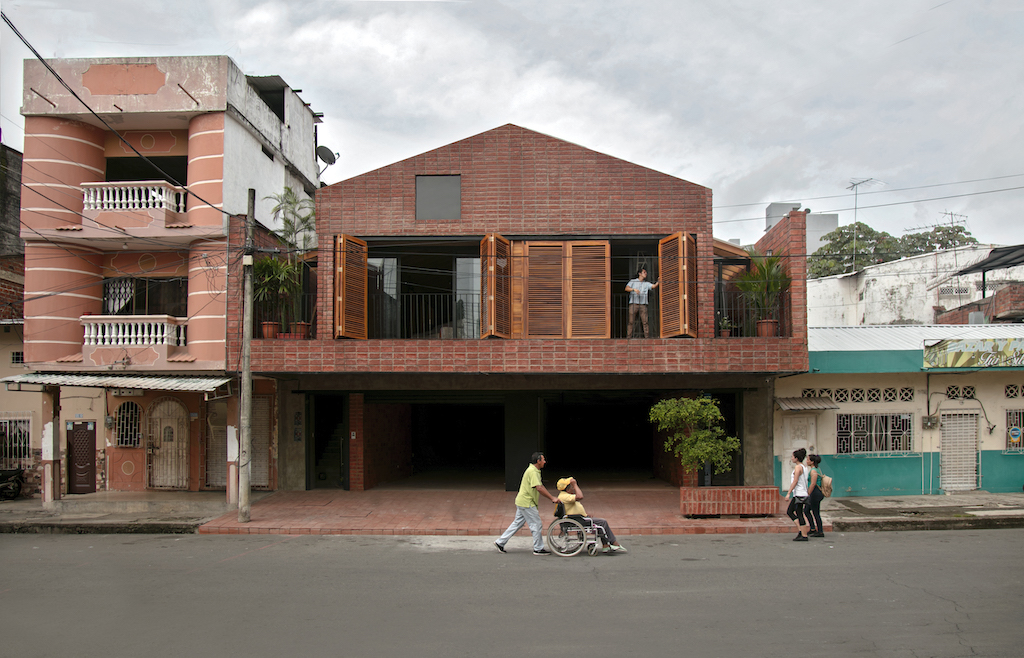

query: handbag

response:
[820,474,834,498]
[554,501,566,518]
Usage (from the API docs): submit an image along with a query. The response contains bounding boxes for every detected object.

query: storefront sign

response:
[924,337,1024,368]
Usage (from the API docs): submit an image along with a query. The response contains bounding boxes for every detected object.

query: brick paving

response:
[199,486,819,536]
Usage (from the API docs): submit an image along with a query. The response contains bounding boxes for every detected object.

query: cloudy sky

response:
[3,0,1023,249]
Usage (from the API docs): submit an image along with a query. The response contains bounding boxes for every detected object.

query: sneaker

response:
[494,541,506,553]
[812,532,825,538]
[609,544,628,553]
[793,535,808,542]
[533,549,551,556]
[601,546,610,554]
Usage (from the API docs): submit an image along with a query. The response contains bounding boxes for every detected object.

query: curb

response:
[0,521,204,534]
[832,516,1024,532]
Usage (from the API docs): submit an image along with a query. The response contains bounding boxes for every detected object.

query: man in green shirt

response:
[495,452,559,555]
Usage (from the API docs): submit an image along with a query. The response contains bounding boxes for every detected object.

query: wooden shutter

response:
[567,241,610,338]
[658,232,698,338]
[524,242,565,338]
[334,234,367,339]
[480,234,511,338]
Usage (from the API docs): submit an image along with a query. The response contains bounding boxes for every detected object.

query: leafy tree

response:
[809,222,899,278]
[262,188,316,330]
[896,225,978,257]
[649,397,740,475]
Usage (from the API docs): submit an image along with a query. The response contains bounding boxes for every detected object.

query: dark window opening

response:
[105,156,188,187]
[415,175,461,220]
[103,277,187,317]
[256,88,285,123]
[261,145,275,161]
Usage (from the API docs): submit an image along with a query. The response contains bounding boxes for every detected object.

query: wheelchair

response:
[546,514,608,557]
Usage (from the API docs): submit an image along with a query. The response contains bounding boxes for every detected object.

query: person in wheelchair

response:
[556,477,627,553]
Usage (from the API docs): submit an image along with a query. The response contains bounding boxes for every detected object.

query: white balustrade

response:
[82,315,186,347]
[82,181,187,214]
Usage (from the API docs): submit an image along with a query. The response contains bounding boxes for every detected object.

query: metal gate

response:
[940,412,978,492]
[206,401,228,488]
[251,395,271,488]
[148,397,190,489]
[204,398,272,489]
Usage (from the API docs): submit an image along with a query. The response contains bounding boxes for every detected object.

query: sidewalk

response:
[3,484,1024,536]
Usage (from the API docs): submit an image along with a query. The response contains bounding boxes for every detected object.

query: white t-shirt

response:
[627,279,654,305]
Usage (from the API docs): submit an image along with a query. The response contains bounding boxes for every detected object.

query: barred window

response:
[103,277,187,317]
[0,415,31,469]
[837,413,914,453]
[10,351,23,365]
[900,387,915,402]
[115,401,143,448]
[1007,410,1024,451]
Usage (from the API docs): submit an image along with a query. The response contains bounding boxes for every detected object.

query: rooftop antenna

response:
[846,178,884,273]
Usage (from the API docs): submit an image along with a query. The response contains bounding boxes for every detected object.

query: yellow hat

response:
[557,477,572,491]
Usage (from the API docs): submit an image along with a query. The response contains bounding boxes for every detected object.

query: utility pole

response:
[238,189,255,522]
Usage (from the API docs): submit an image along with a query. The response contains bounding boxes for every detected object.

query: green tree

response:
[896,225,978,257]
[264,188,316,330]
[809,222,900,278]
[649,397,740,475]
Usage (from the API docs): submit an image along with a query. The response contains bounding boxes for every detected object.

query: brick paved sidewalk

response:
[198,487,809,536]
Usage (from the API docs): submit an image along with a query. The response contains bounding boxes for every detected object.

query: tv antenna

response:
[846,178,884,272]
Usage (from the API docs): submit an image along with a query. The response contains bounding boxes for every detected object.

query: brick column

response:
[349,394,365,491]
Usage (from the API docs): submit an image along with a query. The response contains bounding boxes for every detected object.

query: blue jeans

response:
[497,505,544,551]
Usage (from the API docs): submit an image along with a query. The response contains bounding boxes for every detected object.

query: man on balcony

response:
[625,268,659,339]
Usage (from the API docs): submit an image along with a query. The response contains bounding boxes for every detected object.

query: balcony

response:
[81,181,187,228]
[81,315,187,367]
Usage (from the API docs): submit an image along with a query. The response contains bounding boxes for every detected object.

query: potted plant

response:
[650,396,777,517]
[733,249,791,337]
[716,314,734,338]
[266,188,316,337]
[253,256,290,338]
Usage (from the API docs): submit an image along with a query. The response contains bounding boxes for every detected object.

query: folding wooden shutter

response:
[658,232,698,338]
[567,241,610,338]
[480,234,512,338]
[334,234,367,339]
[524,242,565,338]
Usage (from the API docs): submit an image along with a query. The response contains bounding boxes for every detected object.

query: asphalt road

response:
[3,529,1022,657]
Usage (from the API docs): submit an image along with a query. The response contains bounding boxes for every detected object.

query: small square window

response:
[416,175,461,220]
[1006,385,1021,399]
[802,389,816,398]
[833,389,849,403]
[900,387,915,402]
[883,388,897,402]
[851,388,865,403]
[867,388,881,402]
[10,351,23,365]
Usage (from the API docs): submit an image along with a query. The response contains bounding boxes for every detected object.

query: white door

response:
[940,412,978,492]
[148,397,190,489]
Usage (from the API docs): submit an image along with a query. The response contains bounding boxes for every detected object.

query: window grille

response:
[818,389,832,399]
[802,389,815,397]
[833,389,849,403]
[1007,410,1024,451]
[115,401,143,448]
[962,386,975,399]
[851,388,865,403]
[0,414,31,469]
[10,351,23,365]
[867,388,881,402]
[837,413,914,453]
[938,286,971,296]
[947,386,975,400]
[900,387,915,402]
[883,388,897,402]
[1007,385,1020,399]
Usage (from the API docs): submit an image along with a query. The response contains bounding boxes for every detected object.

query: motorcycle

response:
[0,468,24,500]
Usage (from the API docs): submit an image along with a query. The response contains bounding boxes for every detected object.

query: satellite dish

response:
[316,145,337,166]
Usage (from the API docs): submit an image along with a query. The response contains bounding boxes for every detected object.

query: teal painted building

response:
[774,326,1024,496]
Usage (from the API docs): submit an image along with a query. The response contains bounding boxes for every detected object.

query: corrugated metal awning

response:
[1,373,233,392]
[776,396,839,411]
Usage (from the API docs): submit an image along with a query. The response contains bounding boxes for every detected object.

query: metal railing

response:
[82,181,187,213]
[714,285,791,338]
[369,293,480,339]
[82,315,187,346]
[0,415,31,470]
[255,291,317,339]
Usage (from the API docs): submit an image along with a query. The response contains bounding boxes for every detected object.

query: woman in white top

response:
[784,448,810,541]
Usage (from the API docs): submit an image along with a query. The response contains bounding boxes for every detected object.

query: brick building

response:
[242,125,810,491]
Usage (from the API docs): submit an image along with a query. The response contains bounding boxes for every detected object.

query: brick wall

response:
[349,394,364,491]
[936,283,1024,324]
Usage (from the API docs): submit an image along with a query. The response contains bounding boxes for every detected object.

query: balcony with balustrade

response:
[80,315,188,368]
[81,180,187,230]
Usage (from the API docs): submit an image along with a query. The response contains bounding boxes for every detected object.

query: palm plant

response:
[265,188,316,331]
[734,249,791,323]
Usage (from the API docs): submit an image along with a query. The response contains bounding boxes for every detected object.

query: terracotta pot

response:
[293,322,311,339]
[755,319,779,337]
[719,329,730,338]
[261,322,279,339]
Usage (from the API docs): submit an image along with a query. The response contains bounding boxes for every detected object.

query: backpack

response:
[554,500,566,518]
[820,474,833,498]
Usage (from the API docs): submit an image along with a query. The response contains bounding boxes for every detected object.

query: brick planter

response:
[680,486,781,517]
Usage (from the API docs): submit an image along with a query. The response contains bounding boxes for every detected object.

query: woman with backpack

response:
[805,454,826,538]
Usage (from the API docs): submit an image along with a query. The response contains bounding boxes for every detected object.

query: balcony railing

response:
[254,292,318,339]
[82,315,187,347]
[82,181,187,214]
[715,286,791,338]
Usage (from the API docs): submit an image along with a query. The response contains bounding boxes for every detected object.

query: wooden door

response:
[67,421,96,494]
